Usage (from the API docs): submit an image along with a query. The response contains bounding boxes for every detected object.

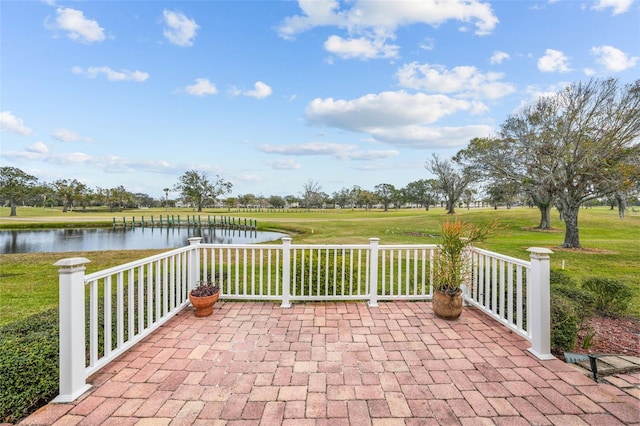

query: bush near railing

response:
[0,309,59,423]
[582,277,633,315]
[548,270,602,354]
[289,249,365,297]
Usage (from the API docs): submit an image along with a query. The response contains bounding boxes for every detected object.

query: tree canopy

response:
[174,170,233,212]
[0,167,38,216]
[426,155,474,215]
[456,78,640,247]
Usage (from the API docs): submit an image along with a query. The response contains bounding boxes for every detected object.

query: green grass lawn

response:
[1,205,638,325]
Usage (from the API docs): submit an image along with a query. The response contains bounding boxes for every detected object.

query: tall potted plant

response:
[189,279,220,317]
[432,219,496,320]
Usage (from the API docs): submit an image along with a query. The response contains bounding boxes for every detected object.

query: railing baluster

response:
[405,249,410,296]
[137,265,144,335]
[516,265,523,331]
[128,269,134,341]
[162,258,168,316]
[357,249,362,295]
[155,261,161,324]
[104,276,112,358]
[507,263,514,325]
[251,249,264,296]
[318,248,336,295]
[116,272,124,348]
[90,279,98,367]
[499,260,505,319]
[226,249,232,295]
[243,248,247,296]
[349,249,354,296]
[492,257,498,314]
[235,248,240,295]
[381,249,386,296]
[146,263,153,328]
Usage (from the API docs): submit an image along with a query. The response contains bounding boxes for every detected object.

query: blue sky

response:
[1,0,638,201]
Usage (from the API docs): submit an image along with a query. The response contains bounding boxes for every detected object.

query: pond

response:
[0,227,287,254]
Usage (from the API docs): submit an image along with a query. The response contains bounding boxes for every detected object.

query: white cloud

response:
[245,81,273,99]
[184,78,218,96]
[277,0,497,60]
[419,38,435,51]
[324,35,399,60]
[2,147,180,175]
[72,66,149,82]
[490,51,510,64]
[27,142,49,153]
[278,0,498,39]
[0,111,33,135]
[344,149,399,160]
[264,158,302,170]
[306,91,474,132]
[162,10,199,47]
[231,82,273,99]
[260,142,356,156]
[371,124,493,148]
[303,91,492,149]
[591,0,634,15]
[259,142,399,160]
[52,128,91,142]
[395,62,515,100]
[591,45,638,72]
[51,7,105,43]
[537,49,572,73]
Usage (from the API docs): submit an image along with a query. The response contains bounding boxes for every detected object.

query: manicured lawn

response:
[1,205,638,325]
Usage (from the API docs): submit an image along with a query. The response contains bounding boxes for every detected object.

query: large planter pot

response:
[189,291,220,317]
[432,289,463,320]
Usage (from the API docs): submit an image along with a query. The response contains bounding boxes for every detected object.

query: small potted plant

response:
[189,278,220,317]
[432,219,496,320]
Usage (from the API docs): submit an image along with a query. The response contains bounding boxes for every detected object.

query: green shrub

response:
[549,269,597,354]
[551,284,596,321]
[582,277,633,315]
[550,269,576,287]
[550,295,579,353]
[0,309,59,423]
[290,250,363,296]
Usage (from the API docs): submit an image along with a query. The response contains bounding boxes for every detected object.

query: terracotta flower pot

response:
[432,289,462,320]
[189,291,220,317]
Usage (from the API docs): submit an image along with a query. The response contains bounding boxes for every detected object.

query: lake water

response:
[0,227,287,254]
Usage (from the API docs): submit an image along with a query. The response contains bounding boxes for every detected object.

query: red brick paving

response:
[19,301,640,425]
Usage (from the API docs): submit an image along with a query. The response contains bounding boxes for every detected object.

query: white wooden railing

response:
[465,247,553,360]
[53,237,552,402]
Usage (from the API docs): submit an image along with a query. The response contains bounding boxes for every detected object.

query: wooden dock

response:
[113,215,257,230]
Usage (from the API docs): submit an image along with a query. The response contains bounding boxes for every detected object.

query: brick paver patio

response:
[20,301,639,425]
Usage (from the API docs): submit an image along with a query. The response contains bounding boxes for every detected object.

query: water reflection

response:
[0,227,287,254]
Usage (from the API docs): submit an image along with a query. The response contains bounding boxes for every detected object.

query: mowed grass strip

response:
[1,206,638,325]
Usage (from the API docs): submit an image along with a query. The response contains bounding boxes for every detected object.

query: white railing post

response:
[368,238,379,307]
[53,257,92,403]
[281,237,292,308]
[188,237,202,292]
[526,247,555,360]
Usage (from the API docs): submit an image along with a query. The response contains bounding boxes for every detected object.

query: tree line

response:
[0,169,233,216]
[2,78,639,249]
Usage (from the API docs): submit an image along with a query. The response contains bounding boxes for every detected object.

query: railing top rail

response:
[379,244,439,249]
[470,246,530,268]
[199,243,284,250]
[290,243,370,249]
[84,245,192,281]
